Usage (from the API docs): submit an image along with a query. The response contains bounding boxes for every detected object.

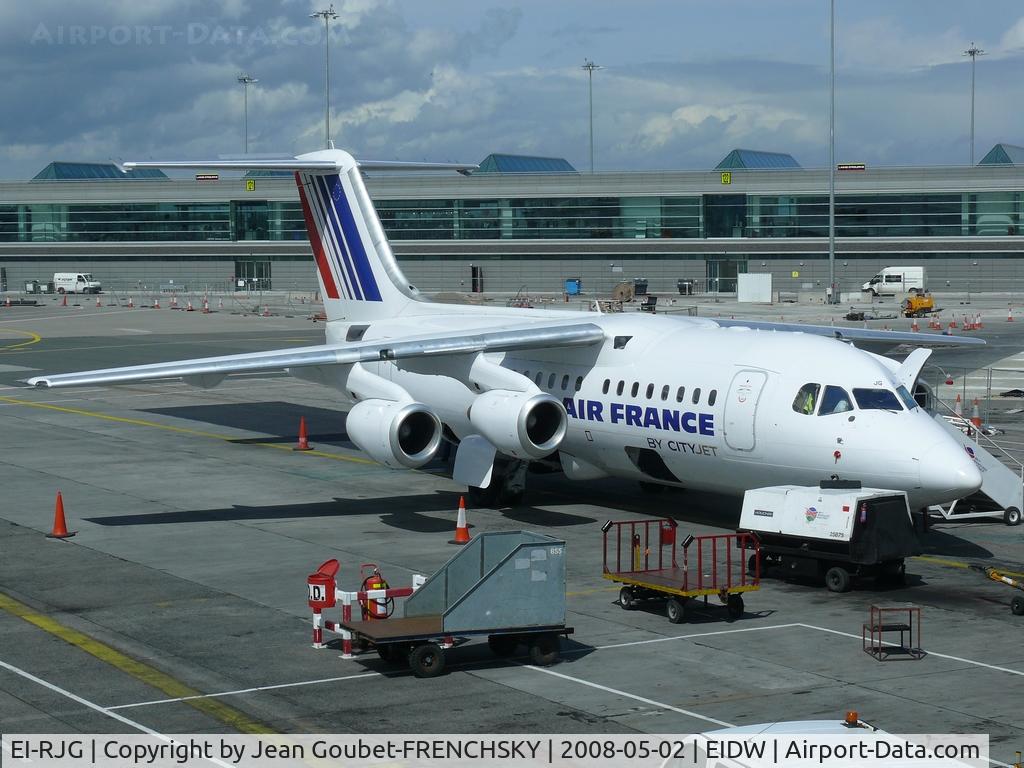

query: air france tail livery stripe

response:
[328,173,382,302]
[312,174,363,300]
[294,173,340,299]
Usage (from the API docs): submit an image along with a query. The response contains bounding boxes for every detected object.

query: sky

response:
[2,0,1023,178]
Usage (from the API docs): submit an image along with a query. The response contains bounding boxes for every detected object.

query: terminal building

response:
[1,147,1022,296]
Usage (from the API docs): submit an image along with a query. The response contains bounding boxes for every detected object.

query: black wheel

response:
[408,643,445,678]
[57,287,65,294]
[619,586,635,610]
[488,634,518,657]
[467,483,499,507]
[726,594,744,619]
[499,488,526,507]
[1012,596,1024,616]
[825,566,852,593]
[528,633,560,666]
[666,597,685,624]
[638,481,665,495]
[1004,507,1021,526]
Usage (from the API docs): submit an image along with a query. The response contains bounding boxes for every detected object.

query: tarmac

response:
[0,293,1022,761]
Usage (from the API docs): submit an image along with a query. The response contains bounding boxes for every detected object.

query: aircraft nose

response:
[920,440,983,502]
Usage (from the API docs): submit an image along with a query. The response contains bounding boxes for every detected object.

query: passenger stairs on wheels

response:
[931,411,1023,526]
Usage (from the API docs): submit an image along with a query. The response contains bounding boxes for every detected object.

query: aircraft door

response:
[723,370,768,451]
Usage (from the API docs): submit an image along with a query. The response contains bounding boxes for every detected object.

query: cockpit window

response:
[792,383,820,415]
[819,385,853,415]
[896,385,918,411]
[853,388,903,411]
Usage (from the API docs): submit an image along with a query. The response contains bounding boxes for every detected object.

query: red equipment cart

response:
[602,518,761,623]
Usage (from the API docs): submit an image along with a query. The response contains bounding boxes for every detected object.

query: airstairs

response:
[931,409,1023,525]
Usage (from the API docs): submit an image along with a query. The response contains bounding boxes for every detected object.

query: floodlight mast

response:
[311,5,339,149]
[827,0,837,304]
[582,59,603,173]
[237,74,258,153]
[963,43,985,165]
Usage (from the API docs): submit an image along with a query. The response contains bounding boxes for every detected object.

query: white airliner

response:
[26,149,984,511]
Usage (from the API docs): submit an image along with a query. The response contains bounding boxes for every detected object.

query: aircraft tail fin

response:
[123,152,476,322]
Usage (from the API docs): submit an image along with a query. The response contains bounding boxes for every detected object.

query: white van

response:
[53,272,102,294]
[862,266,925,296]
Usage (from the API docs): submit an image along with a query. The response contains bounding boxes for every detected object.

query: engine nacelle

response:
[469,390,567,460]
[345,399,442,469]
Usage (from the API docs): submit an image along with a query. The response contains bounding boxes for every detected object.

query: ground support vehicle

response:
[602,517,759,623]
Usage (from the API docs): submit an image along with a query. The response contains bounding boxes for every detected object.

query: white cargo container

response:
[862,266,925,296]
[739,483,920,592]
[53,272,101,294]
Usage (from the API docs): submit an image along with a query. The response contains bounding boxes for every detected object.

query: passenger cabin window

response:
[616,380,624,396]
[575,376,584,392]
[548,373,556,389]
[631,382,639,397]
[691,387,701,405]
[535,372,543,386]
[792,383,821,415]
[676,386,685,403]
[708,389,717,406]
[646,383,654,399]
[853,388,903,411]
[661,385,669,401]
[602,379,610,395]
[819,385,853,415]
[561,374,570,391]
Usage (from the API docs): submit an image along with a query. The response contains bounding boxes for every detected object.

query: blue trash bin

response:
[564,278,582,296]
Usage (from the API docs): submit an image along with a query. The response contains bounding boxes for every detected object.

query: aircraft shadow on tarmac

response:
[143,402,355,448]
[82,492,596,532]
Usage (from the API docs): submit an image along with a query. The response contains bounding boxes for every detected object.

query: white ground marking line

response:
[592,623,802,651]
[798,623,1024,676]
[522,664,735,728]
[0,309,145,324]
[0,657,158,733]
[113,328,153,334]
[0,658,236,768]
[107,672,380,710]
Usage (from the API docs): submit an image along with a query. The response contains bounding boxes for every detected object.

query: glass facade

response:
[0,191,1019,243]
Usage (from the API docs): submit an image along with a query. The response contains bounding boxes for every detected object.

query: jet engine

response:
[468,390,567,460]
[345,399,443,469]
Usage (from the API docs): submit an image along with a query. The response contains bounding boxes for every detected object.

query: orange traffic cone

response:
[128,296,134,309]
[4,296,10,308]
[294,416,313,451]
[449,496,471,545]
[153,297,160,309]
[911,318,919,332]
[61,293,67,307]
[186,299,194,312]
[954,393,963,417]
[202,297,210,314]
[262,306,271,317]
[975,313,983,330]
[971,398,982,429]
[95,295,102,308]
[46,492,76,539]
[1009,306,1015,322]
[948,317,957,329]
[171,295,178,309]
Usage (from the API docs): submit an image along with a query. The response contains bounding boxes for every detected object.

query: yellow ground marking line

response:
[0,591,270,733]
[914,554,1024,579]
[0,396,374,465]
[0,329,42,352]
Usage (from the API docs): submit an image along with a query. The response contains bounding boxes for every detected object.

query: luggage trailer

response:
[602,518,760,624]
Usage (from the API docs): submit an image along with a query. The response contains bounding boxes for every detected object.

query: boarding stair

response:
[931,408,1023,525]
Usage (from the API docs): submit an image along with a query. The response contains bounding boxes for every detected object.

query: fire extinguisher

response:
[359,563,394,620]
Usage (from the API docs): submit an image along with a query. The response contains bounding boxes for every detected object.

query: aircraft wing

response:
[713,318,986,348]
[24,323,605,389]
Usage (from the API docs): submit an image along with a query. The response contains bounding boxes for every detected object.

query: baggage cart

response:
[602,518,760,624]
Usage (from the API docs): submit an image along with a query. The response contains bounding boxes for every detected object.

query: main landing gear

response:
[468,457,528,507]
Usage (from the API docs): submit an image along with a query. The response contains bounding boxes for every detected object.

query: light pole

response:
[311,4,339,149]
[963,42,985,165]
[581,59,602,173]
[827,0,837,303]
[237,74,258,153]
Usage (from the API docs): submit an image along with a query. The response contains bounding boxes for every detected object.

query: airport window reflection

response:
[819,385,853,415]
[852,388,903,411]
[792,383,821,415]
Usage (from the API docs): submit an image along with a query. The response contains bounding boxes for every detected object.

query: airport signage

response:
[195,173,219,181]
[837,163,866,171]
[246,179,256,192]
[720,171,732,184]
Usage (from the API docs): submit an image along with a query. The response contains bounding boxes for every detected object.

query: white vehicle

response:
[862,266,925,296]
[26,150,984,512]
[739,483,919,592]
[53,272,102,294]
